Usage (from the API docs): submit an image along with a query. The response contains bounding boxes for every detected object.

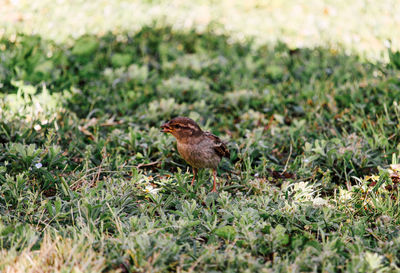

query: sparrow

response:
[161,117,230,192]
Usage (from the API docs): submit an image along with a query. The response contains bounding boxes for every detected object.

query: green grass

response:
[1,2,400,272]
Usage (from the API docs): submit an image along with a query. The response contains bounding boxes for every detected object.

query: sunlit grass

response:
[0,233,109,273]
[1,0,399,60]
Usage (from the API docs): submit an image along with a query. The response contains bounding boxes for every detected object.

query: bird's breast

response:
[177,141,220,169]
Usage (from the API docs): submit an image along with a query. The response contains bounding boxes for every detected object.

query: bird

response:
[161,117,230,192]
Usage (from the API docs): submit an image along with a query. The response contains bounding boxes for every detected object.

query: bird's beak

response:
[161,122,172,133]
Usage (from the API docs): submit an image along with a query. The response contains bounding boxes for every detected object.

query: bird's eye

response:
[174,124,182,129]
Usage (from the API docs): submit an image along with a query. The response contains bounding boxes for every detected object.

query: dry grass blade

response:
[0,234,111,273]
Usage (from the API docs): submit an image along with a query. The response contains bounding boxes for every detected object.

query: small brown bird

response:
[161,117,230,192]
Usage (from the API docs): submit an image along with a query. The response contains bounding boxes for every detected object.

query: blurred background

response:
[1,0,399,61]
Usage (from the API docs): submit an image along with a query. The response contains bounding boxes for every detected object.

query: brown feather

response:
[203,132,230,159]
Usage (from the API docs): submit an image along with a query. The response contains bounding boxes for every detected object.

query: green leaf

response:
[34,60,54,74]
[266,65,284,80]
[72,36,99,56]
[274,224,289,245]
[215,225,236,240]
[389,50,400,69]
[373,170,389,193]
[111,53,132,67]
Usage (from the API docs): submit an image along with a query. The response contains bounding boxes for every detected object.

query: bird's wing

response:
[204,132,230,159]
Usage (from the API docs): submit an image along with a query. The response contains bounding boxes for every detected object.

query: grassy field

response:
[1,1,400,272]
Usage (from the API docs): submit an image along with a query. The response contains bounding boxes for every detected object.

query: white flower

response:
[313,197,328,207]
[365,252,383,270]
[35,163,43,169]
[145,185,159,195]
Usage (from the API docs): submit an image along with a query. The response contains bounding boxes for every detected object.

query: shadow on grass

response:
[2,25,397,118]
[1,25,400,191]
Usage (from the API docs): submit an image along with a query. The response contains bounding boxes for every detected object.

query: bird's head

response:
[161,117,203,141]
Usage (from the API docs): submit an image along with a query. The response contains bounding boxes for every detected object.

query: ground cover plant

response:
[1,1,400,272]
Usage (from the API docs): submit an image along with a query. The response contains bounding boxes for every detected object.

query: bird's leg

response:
[191,168,198,186]
[211,169,218,192]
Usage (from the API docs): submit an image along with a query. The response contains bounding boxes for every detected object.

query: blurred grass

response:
[1,0,400,60]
